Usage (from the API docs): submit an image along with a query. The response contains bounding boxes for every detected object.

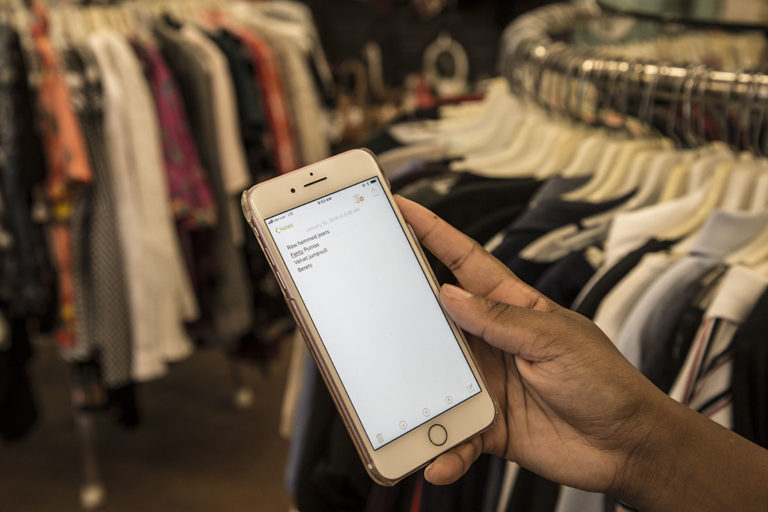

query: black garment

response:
[528,175,591,205]
[427,178,542,284]
[419,455,493,512]
[534,249,597,308]
[294,367,371,512]
[0,318,37,441]
[449,170,532,189]
[506,257,552,287]
[388,161,451,192]
[463,205,528,248]
[430,177,540,230]
[492,193,632,266]
[504,468,559,512]
[574,238,675,319]
[398,172,458,208]
[362,128,404,155]
[107,383,140,428]
[209,30,292,364]
[0,26,57,441]
[69,358,141,429]
[0,27,56,321]
[481,456,506,512]
[364,477,417,512]
[641,265,727,393]
[732,290,768,449]
[209,31,272,181]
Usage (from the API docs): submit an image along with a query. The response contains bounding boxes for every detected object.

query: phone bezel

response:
[242,149,496,485]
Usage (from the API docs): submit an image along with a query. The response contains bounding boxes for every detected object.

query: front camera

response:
[291,188,296,193]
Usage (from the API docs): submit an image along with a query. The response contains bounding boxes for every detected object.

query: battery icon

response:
[369,179,376,184]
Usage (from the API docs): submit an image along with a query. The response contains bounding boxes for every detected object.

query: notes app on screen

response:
[268,177,479,449]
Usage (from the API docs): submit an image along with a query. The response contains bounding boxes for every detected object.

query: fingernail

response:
[442,284,472,300]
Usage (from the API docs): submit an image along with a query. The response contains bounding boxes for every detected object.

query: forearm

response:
[620,394,768,512]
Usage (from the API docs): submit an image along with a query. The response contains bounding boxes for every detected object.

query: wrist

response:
[611,387,688,511]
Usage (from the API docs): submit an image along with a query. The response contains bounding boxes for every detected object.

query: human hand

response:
[395,195,672,499]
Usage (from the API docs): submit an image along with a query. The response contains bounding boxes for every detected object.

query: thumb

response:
[440,284,561,362]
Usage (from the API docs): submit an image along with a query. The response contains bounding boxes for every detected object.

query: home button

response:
[428,424,447,446]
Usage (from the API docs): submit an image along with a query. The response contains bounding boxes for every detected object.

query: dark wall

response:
[302,0,558,87]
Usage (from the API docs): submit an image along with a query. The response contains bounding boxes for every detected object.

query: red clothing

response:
[227,25,299,174]
[31,4,92,347]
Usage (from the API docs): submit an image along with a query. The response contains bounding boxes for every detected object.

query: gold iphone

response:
[241,149,496,486]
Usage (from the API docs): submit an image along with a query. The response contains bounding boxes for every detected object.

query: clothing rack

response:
[0,0,336,508]
[499,2,768,154]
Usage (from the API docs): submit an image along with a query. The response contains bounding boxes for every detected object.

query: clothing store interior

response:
[2,0,768,510]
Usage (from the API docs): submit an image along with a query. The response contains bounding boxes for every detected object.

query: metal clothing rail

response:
[499,2,768,152]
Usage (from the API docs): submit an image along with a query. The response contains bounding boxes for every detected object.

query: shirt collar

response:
[689,209,768,258]
[604,188,706,265]
[706,265,768,323]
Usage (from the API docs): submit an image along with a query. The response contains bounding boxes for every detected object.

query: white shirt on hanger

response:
[88,31,197,381]
[593,252,675,343]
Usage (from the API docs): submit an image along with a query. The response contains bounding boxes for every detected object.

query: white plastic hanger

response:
[586,137,669,202]
[436,78,509,129]
[720,160,760,213]
[753,258,768,277]
[404,90,517,150]
[725,219,768,267]
[477,114,571,176]
[563,138,654,201]
[617,149,683,204]
[387,80,510,143]
[723,165,768,266]
[440,94,519,158]
[684,150,733,192]
[534,123,593,178]
[558,129,611,177]
[663,157,736,241]
[657,153,697,201]
[547,149,683,252]
[449,97,526,167]
[749,168,768,212]
[450,105,543,172]
[474,53,591,177]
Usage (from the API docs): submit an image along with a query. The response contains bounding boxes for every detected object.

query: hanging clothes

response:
[31,6,93,349]
[154,18,255,347]
[88,30,198,380]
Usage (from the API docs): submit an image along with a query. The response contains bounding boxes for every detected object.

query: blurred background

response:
[2,0,768,510]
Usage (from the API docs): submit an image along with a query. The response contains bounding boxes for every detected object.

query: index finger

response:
[395,195,556,311]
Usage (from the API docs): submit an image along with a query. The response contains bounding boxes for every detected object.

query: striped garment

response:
[617,266,768,512]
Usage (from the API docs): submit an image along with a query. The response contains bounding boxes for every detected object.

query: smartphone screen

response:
[267,177,480,449]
